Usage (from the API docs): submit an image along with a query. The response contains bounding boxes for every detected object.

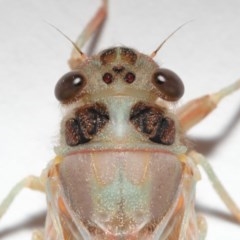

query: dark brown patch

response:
[120,47,137,65]
[112,65,125,73]
[149,117,175,145]
[65,118,88,146]
[65,103,109,146]
[100,48,117,65]
[130,102,175,145]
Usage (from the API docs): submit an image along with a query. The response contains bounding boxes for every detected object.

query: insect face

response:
[54,47,185,155]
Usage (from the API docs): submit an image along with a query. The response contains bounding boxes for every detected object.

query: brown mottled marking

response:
[65,103,109,146]
[100,48,117,64]
[149,117,175,145]
[65,118,85,146]
[120,47,137,65]
[130,102,175,145]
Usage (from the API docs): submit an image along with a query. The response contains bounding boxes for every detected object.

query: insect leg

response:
[69,0,108,69]
[0,175,44,220]
[32,229,44,240]
[189,151,240,222]
[177,79,240,131]
[197,215,207,240]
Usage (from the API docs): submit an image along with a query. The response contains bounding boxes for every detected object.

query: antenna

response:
[46,21,87,62]
[150,20,193,58]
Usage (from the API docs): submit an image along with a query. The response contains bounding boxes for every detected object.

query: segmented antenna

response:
[150,20,193,58]
[46,22,87,62]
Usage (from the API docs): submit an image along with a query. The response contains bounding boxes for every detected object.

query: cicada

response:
[0,0,240,239]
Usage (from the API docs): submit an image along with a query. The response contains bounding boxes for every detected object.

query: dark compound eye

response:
[55,71,86,103]
[103,72,113,84]
[124,72,135,83]
[152,68,184,101]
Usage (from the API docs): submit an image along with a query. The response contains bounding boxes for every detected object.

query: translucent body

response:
[45,151,200,240]
[40,45,239,239]
[42,46,200,239]
[1,44,239,240]
[0,1,240,239]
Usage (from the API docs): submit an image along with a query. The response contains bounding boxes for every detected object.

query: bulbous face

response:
[54,47,186,155]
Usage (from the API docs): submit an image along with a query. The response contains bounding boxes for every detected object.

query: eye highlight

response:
[55,71,86,103]
[152,68,184,101]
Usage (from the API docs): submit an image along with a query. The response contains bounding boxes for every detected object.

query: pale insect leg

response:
[189,151,240,222]
[0,175,44,220]
[177,79,240,131]
[32,229,44,240]
[69,0,108,69]
[178,156,207,240]
[197,215,207,240]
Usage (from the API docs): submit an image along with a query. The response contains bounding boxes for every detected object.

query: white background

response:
[0,0,240,239]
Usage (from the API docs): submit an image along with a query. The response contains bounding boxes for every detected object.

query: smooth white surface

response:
[0,0,240,239]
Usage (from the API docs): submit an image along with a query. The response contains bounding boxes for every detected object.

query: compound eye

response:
[152,68,184,101]
[55,71,86,103]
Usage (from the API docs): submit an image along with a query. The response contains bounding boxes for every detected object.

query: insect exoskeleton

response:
[46,46,199,239]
